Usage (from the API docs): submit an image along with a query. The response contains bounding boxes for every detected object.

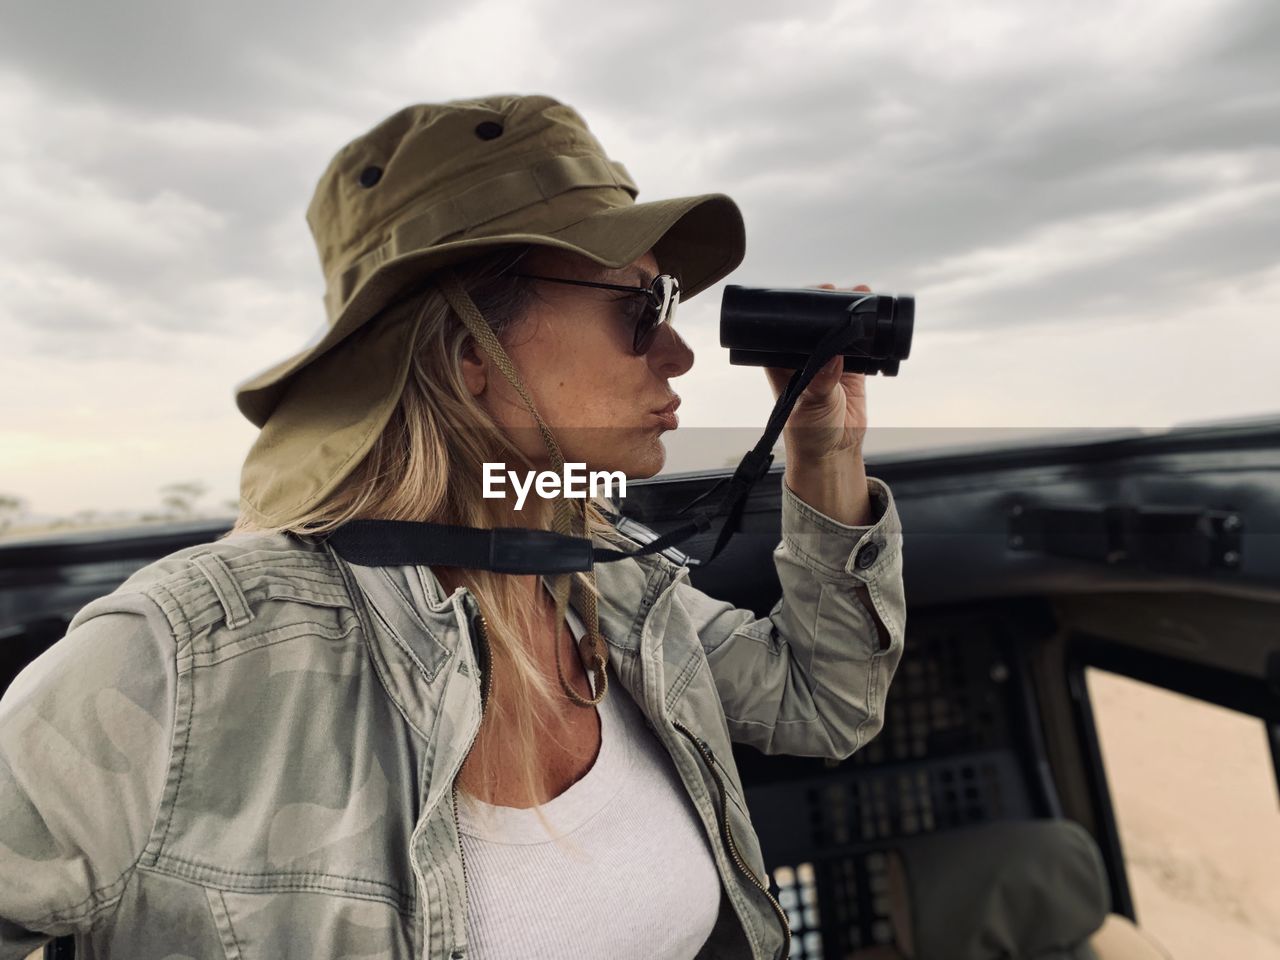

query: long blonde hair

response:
[225,244,626,817]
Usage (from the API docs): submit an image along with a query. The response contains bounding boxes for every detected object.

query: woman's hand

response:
[762,282,876,526]
[764,283,872,463]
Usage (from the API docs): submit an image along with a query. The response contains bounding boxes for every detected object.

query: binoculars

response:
[721,284,915,376]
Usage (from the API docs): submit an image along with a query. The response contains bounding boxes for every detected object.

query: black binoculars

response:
[721,284,915,375]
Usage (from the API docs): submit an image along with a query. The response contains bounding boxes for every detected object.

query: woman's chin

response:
[604,437,666,482]
[634,435,669,477]
[564,431,668,485]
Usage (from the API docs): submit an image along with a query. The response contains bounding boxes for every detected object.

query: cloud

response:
[0,0,457,119]
[1,0,1277,516]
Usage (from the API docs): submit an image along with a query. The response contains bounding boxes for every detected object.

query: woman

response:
[0,94,906,960]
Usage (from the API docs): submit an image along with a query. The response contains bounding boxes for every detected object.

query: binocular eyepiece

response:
[721,285,915,376]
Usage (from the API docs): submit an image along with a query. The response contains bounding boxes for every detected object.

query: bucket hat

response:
[235,93,744,530]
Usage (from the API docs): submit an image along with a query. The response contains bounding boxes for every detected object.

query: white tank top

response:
[455,603,723,959]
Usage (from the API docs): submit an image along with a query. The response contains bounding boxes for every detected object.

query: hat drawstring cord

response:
[437,270,607,709]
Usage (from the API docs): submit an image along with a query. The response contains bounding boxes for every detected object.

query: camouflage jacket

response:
[0,477,905,960]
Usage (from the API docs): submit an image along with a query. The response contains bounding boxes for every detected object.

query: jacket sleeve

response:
[674,474,905,760]
[0,590,175,958]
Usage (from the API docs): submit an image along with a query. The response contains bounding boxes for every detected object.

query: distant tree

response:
[0,494,27,533]
[159,481,209,520]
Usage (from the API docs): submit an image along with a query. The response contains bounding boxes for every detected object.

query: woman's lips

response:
[650,395,681,430]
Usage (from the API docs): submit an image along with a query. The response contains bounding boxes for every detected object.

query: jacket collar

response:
[322,522,682,731]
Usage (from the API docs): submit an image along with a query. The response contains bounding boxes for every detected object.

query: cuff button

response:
[855,542,880,569]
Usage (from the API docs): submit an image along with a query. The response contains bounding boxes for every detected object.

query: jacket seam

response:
[868,576,898,643]
[633,564,671,647]
[364,585,446,684]
[234,567,351,588]
[664,649,703,712]
[205,887,243,960]
[142,857,416,915]
[218,554,346,576]
[362,624,432,741]
[151,578,195,655]
[217,579,352,609]
[146,582,196,865]
[216,560,345,583]
[118,583,189,923]
[247,585,351,606]
[782,531,865,582]
[14,863,133,929]
[189,618,359,669]
[806,582,824,682]
[724,713,824,728]
[849,626,887,755]
[370,567,451,680]
[327,544,433,742]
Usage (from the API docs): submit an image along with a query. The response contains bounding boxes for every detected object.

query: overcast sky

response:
[2,0,1278,520]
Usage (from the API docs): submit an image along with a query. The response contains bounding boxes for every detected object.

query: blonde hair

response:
[225,244,628,828]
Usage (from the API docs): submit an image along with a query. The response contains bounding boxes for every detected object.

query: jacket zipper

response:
[450,607,492,948]
[671,718,792,960]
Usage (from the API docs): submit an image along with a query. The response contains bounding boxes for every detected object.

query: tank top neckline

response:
[455,603,632,844]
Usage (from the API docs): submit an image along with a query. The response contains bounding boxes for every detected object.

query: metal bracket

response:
[1007,501,1243,573]
[611,514,701,568]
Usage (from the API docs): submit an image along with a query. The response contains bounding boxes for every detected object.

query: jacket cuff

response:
[781,475,901,582]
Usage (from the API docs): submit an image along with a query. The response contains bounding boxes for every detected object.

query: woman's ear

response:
[460,336,487,398]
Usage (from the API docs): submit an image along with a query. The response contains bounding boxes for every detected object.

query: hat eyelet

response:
[358,165,383,188]
[474,121,504,141]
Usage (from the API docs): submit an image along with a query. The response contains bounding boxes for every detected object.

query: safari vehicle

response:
[3,416,1277,960]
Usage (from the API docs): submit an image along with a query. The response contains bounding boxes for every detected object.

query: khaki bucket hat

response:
[234,92,745,431]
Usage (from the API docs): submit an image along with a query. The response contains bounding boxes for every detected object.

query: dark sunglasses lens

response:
[633,302,661,354]
[633,276,677,354]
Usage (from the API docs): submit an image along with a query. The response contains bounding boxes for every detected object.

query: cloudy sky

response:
[2,0,1278,521]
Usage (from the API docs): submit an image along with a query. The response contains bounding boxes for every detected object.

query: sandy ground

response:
[1086,669,1280,959]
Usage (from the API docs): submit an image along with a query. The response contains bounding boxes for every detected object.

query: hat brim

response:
[234,192,744,429]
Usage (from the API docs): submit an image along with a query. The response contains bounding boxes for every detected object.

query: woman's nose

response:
[648,324,694,377]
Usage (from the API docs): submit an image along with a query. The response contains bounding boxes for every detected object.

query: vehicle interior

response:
[3,418,1277,960]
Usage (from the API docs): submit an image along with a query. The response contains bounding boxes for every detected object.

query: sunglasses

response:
[512,271,681,355]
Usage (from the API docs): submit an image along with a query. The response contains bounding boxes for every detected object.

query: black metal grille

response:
[743,612,1043,958]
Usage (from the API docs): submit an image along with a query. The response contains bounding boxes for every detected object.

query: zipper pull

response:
[468,608,492,714]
